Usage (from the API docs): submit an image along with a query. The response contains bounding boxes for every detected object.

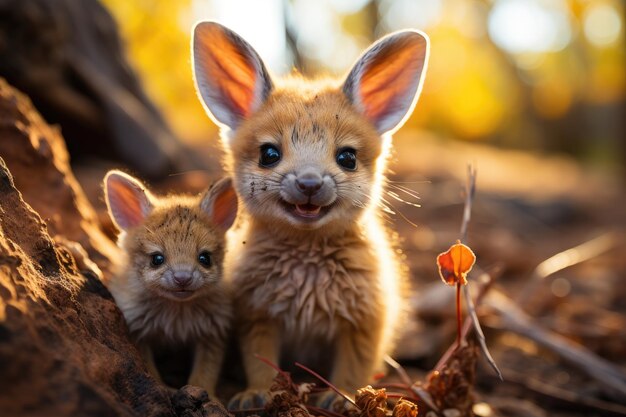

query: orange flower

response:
[436,240,476,286]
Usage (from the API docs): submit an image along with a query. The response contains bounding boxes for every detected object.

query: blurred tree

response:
[0,0,202,178]
[102,0,216,141]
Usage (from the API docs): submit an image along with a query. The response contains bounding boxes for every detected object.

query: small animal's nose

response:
[173,272,192,288]
[295,174,322,196]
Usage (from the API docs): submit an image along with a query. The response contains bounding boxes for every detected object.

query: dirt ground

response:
[74,129,626,417]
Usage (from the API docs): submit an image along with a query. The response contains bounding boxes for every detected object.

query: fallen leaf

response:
[436,240,476,285]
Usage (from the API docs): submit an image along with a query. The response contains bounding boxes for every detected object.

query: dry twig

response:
[434,268,500,373]
[483,370,626,417]
[294,362,357,408]
[516,232,617,309]
[454,164,502,379]
[383,356,441,413]
[463,281,502,380]
[486,290,626,400]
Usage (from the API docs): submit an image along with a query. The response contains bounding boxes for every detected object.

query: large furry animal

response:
[191,21,429,408]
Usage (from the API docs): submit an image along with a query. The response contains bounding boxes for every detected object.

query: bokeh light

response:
[583,3,622,47]
[379,0,443,32]
[192,0,288,73]
[487,0,572,54]
[102,0,625,172]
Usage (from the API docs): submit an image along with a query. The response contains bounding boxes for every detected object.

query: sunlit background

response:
[103,0,625,175]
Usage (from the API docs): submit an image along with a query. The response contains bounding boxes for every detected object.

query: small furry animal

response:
[192,22,429,407]
[103,170,238,396]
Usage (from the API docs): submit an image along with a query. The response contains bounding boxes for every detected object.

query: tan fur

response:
[106,184,233,396]
[192,22,428,407]
[225,81,407,398]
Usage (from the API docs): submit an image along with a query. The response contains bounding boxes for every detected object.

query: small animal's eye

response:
[336,148,357,170]
[150,252,165,267]
[198,251,212,267]
[259,144,281,167]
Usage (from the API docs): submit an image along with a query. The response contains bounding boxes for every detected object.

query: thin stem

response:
[459,164,476,242]
[385,393,422,403]
[294,362,357,407]
[516,232,616,308]
[254,354,299,392]
[373,382,414,392]
[456,282,462,348]
[383,355,413,387]
[381,357,441,413]
[435,268,501,373]
[464,282,503,380]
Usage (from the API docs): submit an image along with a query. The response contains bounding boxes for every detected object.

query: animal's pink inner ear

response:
[193,22,273,130]
[196,27,257,118]
[211,185,238,231]
[344,31,429,134]
[106,174,150,230]
[360,40,424,123]
[200,177,238,232]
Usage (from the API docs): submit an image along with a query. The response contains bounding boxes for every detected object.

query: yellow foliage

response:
[99,0,624,149]
[419,29,519,139]
[101,0,215,141]
[533,77,574,119]
[587,49,626,104]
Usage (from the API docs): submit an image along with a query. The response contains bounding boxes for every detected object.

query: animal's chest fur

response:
[109,279,231,345]
[232,230,384,339]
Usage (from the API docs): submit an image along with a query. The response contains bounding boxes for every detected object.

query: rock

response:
[173,385,209,410]
[171,386,233,417]
[0,156,171,416]
[172,386,209,417]
[0,79,207,416]
[0,0,202,179]
[0,77,119,280]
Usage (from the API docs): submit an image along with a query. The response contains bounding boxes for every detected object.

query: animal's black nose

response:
[296,174,322,196]
[173,272,192,287]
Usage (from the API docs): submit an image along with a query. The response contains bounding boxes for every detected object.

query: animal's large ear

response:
[192,21,273,130]
[342,30,429,135]
[104,170,154,231]
[200,177,238,232]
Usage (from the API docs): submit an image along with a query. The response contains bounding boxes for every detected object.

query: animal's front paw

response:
[228,389,270,411]
[315,390,354,412]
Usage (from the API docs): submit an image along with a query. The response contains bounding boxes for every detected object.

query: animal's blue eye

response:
[336,148,357,170]
[150,252,165,267]
[198,251,212,267]
[259,144,281,167]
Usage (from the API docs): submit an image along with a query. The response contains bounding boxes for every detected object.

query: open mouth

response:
[295,203,322,217]
[281,201,331,221]
[169,290,194,300]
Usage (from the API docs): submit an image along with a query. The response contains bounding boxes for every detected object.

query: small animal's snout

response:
[295,173,323,196]
[173,272,192,288]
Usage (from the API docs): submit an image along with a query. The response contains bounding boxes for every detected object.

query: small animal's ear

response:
[104,170,154,231]
[200,177,238,232]
[342,30,429,135]
[192,21,273,131]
